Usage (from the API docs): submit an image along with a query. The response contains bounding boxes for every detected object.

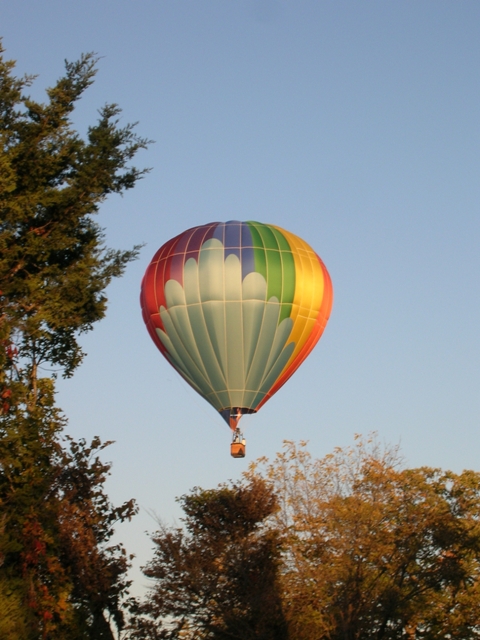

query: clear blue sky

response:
[2,0,479,595]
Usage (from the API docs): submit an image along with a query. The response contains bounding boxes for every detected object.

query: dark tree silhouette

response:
[0,42,148,638]
[130,478,288,640]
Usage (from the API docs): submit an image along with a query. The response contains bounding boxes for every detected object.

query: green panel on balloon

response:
[248,221,295,322]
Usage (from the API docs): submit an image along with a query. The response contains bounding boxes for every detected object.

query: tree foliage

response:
[131,438,480,640]
[252,437,480,640]
[0,42,148,638]
[0,41,149,381]
[130,478,288,640]
[0,390,137,638]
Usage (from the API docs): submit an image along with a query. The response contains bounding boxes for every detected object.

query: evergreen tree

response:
[0,41,149,638]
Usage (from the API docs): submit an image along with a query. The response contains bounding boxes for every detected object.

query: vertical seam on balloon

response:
[201,237,229,381]
[272,227,283,314]
[244,222,269,392]
[163,244,221,400]
[220,223,231,410]
[167,305,218,400]
[157,254,171,323]
[153,260,160,318]
[197,225,227,404]
[268,314,324,402]
[271,228,284,324]
[153,236,177,321]
[272,225,302,352]
[156,312,215,399]
[194,225,228,411]
[246,222,280,405]
[285,244,319,376]
[224,224,246,410]
[259,320,294,384]
[284,232,304,365]
[254,338,296,406]
[266,266,331,407]
[265,250,326,401]
[244,303,281,409]
[273,228,317,377]
[173,366,207,398]
[264,226,288,385]
[296,247,317,351]
[239,221,247,409]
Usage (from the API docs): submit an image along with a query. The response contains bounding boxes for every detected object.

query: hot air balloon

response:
[140,221,333,457]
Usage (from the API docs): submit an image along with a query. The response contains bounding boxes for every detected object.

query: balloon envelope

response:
[141,221,333,429]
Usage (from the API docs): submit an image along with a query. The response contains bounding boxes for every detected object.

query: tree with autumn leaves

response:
[133,439,480,639]
[0,42,149,638]
[254,437,480,639]
[129,478,288,640]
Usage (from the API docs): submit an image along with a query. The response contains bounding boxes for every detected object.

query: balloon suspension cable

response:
[232,427,244,443]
